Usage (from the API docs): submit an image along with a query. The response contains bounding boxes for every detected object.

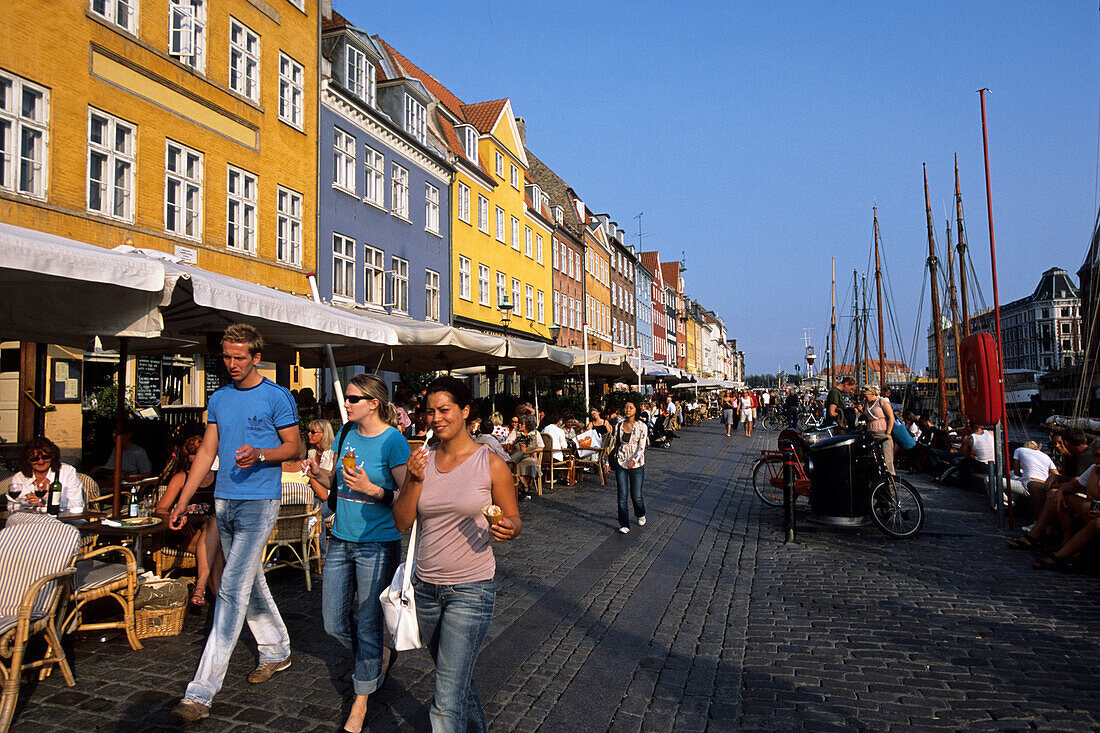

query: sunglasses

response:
[307,429,322,434]
[30,454,51,462]
[344,394,376,404]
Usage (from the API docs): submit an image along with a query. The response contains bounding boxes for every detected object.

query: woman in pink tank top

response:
[393,377,520,733]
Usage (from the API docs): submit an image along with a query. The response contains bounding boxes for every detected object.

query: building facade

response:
[635,260,654,361]
[641,251,668,365]
[601,217,635,353]
[582,205,612,351]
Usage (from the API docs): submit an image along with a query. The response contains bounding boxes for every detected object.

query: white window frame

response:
[345,43,375,106]
[164,139,203,240]
[276,185,302,266]
[457,181,470,223]
[496,272,507,309]
[86,108,135,222]
[90,0,137,33]
[495,206,506,243]
[537,290,544,324]
[495,150,503,177]
[511,164,519,189]
[391,255,409,313]
[478,195,489,233]
[552,239,559,270]
[478,264,490,306]
[364,244,384,307]
[458,256,471,301]
[512,279,521,316]
[228,18,259,102]
[0,72,49,199]
[404,95,426,142]
[425,182,440,234]
[332,233,355,301]
[462,126,478,164]
[511,216,520,251]
[425,269,440,321]
[226,164,257,254]
[391,163,409,219]
[553,291,560,327]
[525,284,534,320]
[536,234,544,264]
[333,127,356,195]
[524,226,532,258]
[278,53,304,129]
[364,145,384,208]
[169,0,205,72]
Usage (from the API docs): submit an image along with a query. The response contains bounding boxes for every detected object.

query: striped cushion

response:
[0,515,79,618]
[158,545,194,558]
[75,559,128,591]
[281,475,315,506]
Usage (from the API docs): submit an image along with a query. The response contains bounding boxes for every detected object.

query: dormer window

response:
[461,126,478,163]
[527,183,541,206]
[346,44,375,106]
[404,95,426,143]
[552,205,563,225]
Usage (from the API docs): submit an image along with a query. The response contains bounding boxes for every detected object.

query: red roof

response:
[660,262,680,290]
[321,10,349,31]
[460,99,507,134]
[376,37,466,117]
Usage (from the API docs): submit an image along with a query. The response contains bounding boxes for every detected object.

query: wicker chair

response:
[0,513,80,733]
[263,474,320,591]
[539,435,575,490]
[65,538,143,651]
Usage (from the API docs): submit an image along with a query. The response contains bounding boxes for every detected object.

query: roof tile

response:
[376,37,466,118]
[460,99,508,134]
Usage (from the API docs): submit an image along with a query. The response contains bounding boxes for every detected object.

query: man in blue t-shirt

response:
[169,324,301,723]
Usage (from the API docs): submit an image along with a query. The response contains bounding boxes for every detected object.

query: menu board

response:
[204,354,229,399]
[134,356,162,408]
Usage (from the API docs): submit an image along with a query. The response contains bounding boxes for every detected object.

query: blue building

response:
[318,12,451,328]
[635,260,654,361]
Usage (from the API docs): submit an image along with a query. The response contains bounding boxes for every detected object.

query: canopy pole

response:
[307,274,348,423]
[112,337,128,519]
[583,324,590,417]
[532,375,539,419]
[637,351,642,393]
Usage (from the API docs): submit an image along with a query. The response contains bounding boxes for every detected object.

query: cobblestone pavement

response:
[11,420,1100,731]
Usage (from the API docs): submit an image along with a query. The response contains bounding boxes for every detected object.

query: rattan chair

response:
[539,435,575,490]
[263,503,319,591]
[0,513,80,733]
[67,542,142,652]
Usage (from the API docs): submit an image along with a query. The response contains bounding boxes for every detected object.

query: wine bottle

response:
[128,486,140,518]
[46,475,62,516]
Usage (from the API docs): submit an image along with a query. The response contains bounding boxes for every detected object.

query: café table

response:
[71,515,168,569]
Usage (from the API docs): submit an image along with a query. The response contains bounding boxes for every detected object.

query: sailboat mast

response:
[954,154,971,337]
[925,163,949,427]
[861,274,870,388]
[873,207,887,393]
[830,257,836,392]
[945,218,966,416]
[853,269,861,390]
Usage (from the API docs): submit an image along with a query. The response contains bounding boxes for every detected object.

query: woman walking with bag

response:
[393,376,520,732]
[307,374,409,733]
[613,400,649,534]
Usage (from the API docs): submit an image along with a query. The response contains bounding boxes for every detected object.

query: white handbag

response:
[379,519,422,651]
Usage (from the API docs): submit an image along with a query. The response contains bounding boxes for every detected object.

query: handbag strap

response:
[401,519,418,593]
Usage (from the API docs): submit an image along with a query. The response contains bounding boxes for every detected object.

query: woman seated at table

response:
[503,415,523,447]
[509,414,543,497]
[155,434,224,608]
[7,437,84,513]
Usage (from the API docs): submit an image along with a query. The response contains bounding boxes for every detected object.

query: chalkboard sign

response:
[134,356,162,408]
[204,354,229,399]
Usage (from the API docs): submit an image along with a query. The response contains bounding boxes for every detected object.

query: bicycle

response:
[751,445,810,507]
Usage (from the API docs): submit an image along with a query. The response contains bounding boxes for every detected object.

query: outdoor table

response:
[73,517,167,569]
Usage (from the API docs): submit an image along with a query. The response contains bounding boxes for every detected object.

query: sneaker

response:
[638,516,646,526]
[171,699,210,722]
[618,526,630,534]
[247,657,291,684]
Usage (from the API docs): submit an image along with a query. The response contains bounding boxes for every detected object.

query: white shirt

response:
[969,431,995,464]
[542,423,569,461]
[761,393,771,405]
[1013,447,1056,483]
[907,422,921,440]
[1078,465,1094,488]
[7,464,84,513]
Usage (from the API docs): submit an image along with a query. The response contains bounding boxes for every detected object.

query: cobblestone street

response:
[11,420,1100,731]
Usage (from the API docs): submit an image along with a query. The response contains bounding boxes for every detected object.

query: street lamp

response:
[492,297,513,409]
[548,322,560,344]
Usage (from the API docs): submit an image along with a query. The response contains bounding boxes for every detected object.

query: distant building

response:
[641,252,668,365]
[635,260,655,361]
[826,360,916,385]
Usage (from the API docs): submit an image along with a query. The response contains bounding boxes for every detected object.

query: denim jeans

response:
[414,577,495,733]
[185,498,289,706]
[322,537,400,696]
[615,465,646,528]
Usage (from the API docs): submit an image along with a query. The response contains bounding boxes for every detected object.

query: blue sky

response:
[340,1,1099,375]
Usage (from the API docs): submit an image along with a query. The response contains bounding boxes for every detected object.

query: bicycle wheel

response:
[869,476,924,538]
[796,413,817,431]
[751,457,785,507]
[762,414,780,431]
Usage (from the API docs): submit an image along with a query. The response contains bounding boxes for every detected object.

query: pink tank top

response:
[415,445,496,584]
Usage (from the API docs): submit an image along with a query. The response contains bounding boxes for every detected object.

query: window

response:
[332,233,355,299]
[552,240,559,270]
[276,186,302,266]
[496,272,506,308]
[391,163,408,218]
[90,0,136,33]
[511,217,519,250]
[537,290,544,324]
[525,284,534,320]
[536,234,544,264]
[362,244,384,306]
[458,256,471,301]
[512,279,521,315]
[495,207,505,242]
[457,182,470,223]
[462,126,477,163]
[478,195,489,233]
[169,0,205,71]
[0,72,48,198]
[391,256,408,313]
[478,264,490,306]
[524,226,532,257]
[404,95,425,142]
[425,269,440,321]
[364,145,384,207]
[495,151,503,177]
[333,127,355,194]
[553,292,560,326]
[345,44,375,106]
[511,164,519,189]
[425,182,439,234]
[226,165,257,253]
[228,18,259,101]
[165,140,202,239]
[87,108,134,221]
[278,53,303,129]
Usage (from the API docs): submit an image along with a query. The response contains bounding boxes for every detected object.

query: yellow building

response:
[1,0,318,455]
[378,41,554,341]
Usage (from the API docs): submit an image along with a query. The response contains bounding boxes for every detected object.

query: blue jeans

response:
[185,499,289,706]
[615,465,646,528]
[414,577,495,733]
[322,537,400,696]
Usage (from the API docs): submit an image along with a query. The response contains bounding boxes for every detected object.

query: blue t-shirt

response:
[207,377,299,500]
[332,426,410,543]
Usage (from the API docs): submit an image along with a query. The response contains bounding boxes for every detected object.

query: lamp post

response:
[495,297,513,411]
[582,323,590,417]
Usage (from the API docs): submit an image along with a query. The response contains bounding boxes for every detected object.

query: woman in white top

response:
[7,437,83,513]
[739,392,755,437]
[1013,440,1059,516]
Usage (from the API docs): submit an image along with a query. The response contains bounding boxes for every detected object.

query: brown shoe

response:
[171,699,210,722]
[247,657,291,684]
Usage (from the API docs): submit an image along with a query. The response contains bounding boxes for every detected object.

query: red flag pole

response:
[978,88,1013,528]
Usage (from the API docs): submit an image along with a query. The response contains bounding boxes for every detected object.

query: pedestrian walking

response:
[740,390,755,437]
[393,376,521,733]
[612,400,649,534]
[721,393,736,437]
[169,324,300,723]
[308,373,410,733]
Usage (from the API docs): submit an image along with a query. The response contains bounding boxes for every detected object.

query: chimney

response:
[321,0,332,18]
[515,117,526,148]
